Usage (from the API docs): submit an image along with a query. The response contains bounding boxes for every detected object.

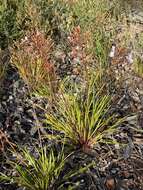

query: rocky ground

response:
[0,5,143,190]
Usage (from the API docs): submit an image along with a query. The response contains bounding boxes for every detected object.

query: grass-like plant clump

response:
[1,0,143,189]
[45,72,124,152]
[1,147,66,190]
[11,30,57,97]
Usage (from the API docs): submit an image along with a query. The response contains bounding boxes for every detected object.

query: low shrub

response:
[0,0,19,49]
[38,0,75,39]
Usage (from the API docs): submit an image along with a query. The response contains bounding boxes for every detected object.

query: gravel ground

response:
[0,7,143,190]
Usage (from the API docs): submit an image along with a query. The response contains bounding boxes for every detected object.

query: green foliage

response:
[0,49,8,87]
[0,146,95,190]
[1,147,65,190]
[0,0,20,48]
[71,0,111,30]
[45,72,124,152]
[0,63,6,86]
[133,32,143,77]
[36,0,74,39]
[70,0,117,66]
[0,0,47,49]
[134,56,143,78]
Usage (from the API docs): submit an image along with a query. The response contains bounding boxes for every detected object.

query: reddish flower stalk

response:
[12,30,57,94]
[68,26,92,76]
